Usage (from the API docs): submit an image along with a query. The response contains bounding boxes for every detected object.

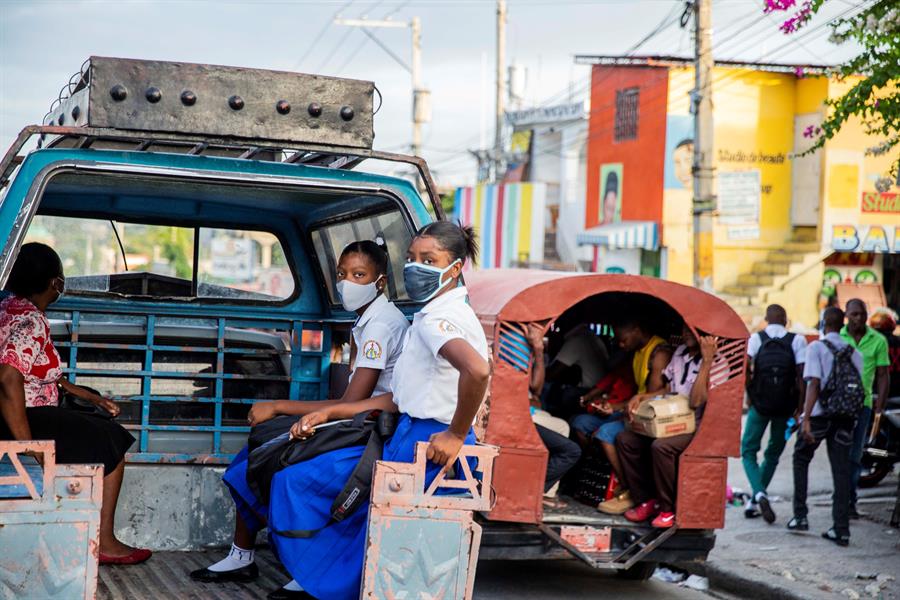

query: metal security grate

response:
[50,309,333,464]
[614,87,639,142]
[709,337,747,389]
[496,322,532,372]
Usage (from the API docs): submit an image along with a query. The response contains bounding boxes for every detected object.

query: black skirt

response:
[0,406,135,475]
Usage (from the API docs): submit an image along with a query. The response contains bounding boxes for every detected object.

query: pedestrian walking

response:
[741,304,807,523]
[841,298,890,518]
[788,307,865,547]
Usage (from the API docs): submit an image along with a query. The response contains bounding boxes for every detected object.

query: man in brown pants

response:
[615,329,718,528]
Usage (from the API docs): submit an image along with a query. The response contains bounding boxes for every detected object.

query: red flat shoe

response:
[99,548,152,565]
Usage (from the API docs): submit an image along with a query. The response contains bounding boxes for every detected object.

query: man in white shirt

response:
[742,304,807,523]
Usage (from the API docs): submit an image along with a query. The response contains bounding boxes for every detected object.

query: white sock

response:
[755,491,768,502]
[283,580,304,591]
[207,543,255,572]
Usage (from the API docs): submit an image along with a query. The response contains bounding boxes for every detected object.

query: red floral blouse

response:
[0,295,63,407]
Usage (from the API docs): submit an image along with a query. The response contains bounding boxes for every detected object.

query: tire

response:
[858,460,892,488]
[616,561,657,581]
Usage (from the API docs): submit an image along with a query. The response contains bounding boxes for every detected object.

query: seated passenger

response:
[262,221,490,600]
[615,326,717,528]
[0,243,151,564]
[521,322,581,504]
[595,316,671,515]
[541,323,609,420]
[191,240,408,586]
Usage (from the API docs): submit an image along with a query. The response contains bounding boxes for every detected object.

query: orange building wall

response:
[585,65,669,229]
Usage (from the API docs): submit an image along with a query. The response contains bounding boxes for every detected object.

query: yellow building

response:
[660,62,897,329]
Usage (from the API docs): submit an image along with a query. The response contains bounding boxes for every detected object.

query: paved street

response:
[706,416,900,599]
[473,559,709,599]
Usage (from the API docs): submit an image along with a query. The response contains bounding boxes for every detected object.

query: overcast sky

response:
[0,0,860,186]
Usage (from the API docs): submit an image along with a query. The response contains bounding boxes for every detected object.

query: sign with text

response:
[861,191,900,213]
[830,225,900,253]
[718,170,761,225]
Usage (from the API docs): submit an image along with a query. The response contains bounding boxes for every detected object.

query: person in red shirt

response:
[0,243,150,565]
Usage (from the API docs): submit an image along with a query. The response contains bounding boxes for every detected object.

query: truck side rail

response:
[0,440,103,600]
[363,442,498,599]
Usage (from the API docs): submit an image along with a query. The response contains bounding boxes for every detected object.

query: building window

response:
[614,88,639,141]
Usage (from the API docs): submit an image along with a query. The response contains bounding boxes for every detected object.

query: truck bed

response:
[99,548,289,600]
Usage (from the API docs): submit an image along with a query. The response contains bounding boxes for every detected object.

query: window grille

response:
[614,88,639,141]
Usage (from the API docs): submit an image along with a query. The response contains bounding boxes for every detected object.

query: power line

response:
[292,0,357,71]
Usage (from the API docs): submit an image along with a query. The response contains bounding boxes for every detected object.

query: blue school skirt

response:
[222,445,268,533]
[267,414,476,600]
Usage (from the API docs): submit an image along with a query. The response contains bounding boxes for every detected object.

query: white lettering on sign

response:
[830,225,900,253]
[210,238,254,281]
[718,170,761,225]
[505,102,585,126]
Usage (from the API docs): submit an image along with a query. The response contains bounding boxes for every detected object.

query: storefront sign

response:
[718,170,761,225]
[831,225,900,253]
[861,191,900,213]
[506,102,585,127]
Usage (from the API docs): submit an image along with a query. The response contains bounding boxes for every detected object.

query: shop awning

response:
[576,221,659,251]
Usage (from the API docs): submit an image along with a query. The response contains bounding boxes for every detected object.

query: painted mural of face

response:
[673,141,693,189]
[603,190,618,224]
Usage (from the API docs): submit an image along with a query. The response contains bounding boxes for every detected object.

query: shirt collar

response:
[420,285,468,315]
[765,323,787,336]
[840,325,876,347]
[824,331,845,345]
[354,294,389,330]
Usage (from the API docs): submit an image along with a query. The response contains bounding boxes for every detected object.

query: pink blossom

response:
[795,66,805,78]
[803,125,815,138]
[764,0,796,13]
[778,1,812,34]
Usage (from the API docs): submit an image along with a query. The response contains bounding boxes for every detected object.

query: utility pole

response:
[692,0,715,290]
[335,17,430,157]
[494,0,507,183]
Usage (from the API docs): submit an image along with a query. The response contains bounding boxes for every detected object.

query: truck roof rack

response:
[43,57,375,150]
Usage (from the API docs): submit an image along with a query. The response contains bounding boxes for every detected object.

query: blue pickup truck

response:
[0,57,503,600]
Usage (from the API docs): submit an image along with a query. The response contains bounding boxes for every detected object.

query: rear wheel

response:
[615,561,657,581]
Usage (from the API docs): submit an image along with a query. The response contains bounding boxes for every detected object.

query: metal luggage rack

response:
[0,55,442,211]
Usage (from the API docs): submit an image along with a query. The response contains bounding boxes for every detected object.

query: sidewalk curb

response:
[680,560,812,600]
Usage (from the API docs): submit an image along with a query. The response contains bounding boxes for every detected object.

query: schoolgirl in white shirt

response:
[193,240,408,590]
[267,221,490,600]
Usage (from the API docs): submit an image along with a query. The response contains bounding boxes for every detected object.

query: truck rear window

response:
[25,215,295,302]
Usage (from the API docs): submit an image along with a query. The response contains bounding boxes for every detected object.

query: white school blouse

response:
[350,294,410,396]
[391,286,489,424]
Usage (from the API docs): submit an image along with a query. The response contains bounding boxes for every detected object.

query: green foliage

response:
[793,0,900,182]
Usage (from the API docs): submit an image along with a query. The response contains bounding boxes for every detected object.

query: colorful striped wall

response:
[453,182,547,269]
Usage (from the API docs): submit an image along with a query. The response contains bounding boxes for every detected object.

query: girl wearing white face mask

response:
[193,240,408,593]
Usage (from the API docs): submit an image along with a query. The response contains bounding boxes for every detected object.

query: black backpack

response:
[749,331,798,417]
[819,340,866,418]
[246,410,397,536]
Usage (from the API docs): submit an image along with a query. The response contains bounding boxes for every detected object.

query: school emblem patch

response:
[363,340,383,360]
[438,319,458,334]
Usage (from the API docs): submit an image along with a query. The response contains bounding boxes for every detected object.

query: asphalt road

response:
[472,560,711,599]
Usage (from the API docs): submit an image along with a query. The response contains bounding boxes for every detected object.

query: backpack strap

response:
[270,412,396,539]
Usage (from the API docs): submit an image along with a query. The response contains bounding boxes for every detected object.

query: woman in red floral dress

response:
[0,243,151,565]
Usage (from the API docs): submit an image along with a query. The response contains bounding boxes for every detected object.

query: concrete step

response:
[783,241,820,253]
[722,284,760,298]
[737,273,774,287]
[752,262,791,275]
[791,226,818,243]
[767,250,807,264]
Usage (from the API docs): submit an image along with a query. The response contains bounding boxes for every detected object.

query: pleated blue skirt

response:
[267,414,476,600]
[222,445,268,533]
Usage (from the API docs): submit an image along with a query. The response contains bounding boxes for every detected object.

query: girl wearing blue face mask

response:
[264,221,490,600]
[193,240,408,592]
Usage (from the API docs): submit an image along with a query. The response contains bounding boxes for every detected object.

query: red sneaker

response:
[651,511,675,528]
[624,500,659,523]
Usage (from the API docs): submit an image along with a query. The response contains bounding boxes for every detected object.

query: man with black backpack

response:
[742,304,808,523]
[788,307,865,547]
